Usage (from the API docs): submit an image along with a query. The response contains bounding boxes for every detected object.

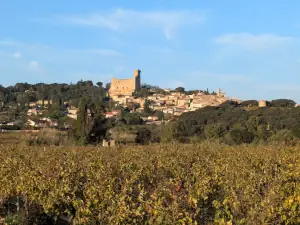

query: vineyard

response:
[0,143,299,224]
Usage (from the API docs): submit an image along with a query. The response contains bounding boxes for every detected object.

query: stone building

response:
[217,88,226,98]
[259,100,267,107]
[102,139,116,147]
[109,69,141,96]
[190,94,229,111]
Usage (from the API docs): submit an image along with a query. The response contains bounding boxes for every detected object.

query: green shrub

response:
[224,128,255,145]
[136,127,152,145]
[270,99,296,107]
[204,123,228,139]
[26,128,70,146]
[268,129,298,146]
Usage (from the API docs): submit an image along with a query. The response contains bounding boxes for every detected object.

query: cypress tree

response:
[75,96,89,144]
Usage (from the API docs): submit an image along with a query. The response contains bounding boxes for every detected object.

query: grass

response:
[0,132,23,145]
[0,129,70,147]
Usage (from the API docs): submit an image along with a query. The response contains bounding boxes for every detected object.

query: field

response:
[0,132,23,145]
[0,143,299,224]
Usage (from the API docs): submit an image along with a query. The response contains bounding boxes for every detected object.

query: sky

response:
[0,0,300,101]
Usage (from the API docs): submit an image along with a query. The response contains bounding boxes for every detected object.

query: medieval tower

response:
[110,69,141,96]
[133,69,141,91]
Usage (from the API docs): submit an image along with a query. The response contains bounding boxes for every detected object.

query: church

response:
[109,69,141,96]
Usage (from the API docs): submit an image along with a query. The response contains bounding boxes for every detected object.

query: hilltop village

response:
[0,69,291,132]
[106,69,234,121]
[62,69,243,127]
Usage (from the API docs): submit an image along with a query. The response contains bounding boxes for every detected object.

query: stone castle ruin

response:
[109,69,141,96]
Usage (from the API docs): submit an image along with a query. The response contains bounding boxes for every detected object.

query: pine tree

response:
[89,99,107,143]
[75,96,108,144]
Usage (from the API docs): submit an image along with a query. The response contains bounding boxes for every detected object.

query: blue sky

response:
[1,0,300,101]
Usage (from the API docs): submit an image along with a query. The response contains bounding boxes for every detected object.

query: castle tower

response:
[133,69,141,91]
[134,69,141,78]
[217,88,222,97]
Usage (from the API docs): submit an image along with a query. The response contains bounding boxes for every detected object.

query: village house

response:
[112,95,131,105]
[157,99,165,104]
[27,108,38,116]
[102,139,116,147]
[189,92,229,111]
[37,100,53,105]
[26,119,47,128]
[190,100,210,110]
[29,102,37,107]
[152,106,167,111]
[105,112,114,118]
[35,120,48,128]
[141,117,149,122]
[193,91,205,97]
[145,120,163,125]
[259,100,267,107]
[174,106,187,116]
[105,109,121,119]
[41,118,58,127]
[112,109,121,116]
[147,96,156,101]
[67,107,78,120]
[67,114,77,120]
[147,116,159,121]
[133,97,145,106]
[26,117,58,128]
[68,107,78,115]
[165,99,175,106]
[163,108,174,115]
[171,92,184,97]
[136,107,144,113]
[231,98,242,104]
[151,93,161,100]
[177,97,190,107]
[27,119,36,127]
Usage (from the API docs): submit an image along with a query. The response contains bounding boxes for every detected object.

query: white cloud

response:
[214,33,293,51]
[12,52,22,58]
[29,60,40,71]
[43,8,205,39]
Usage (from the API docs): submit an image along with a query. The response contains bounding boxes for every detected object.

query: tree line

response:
[170,100,300,145]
